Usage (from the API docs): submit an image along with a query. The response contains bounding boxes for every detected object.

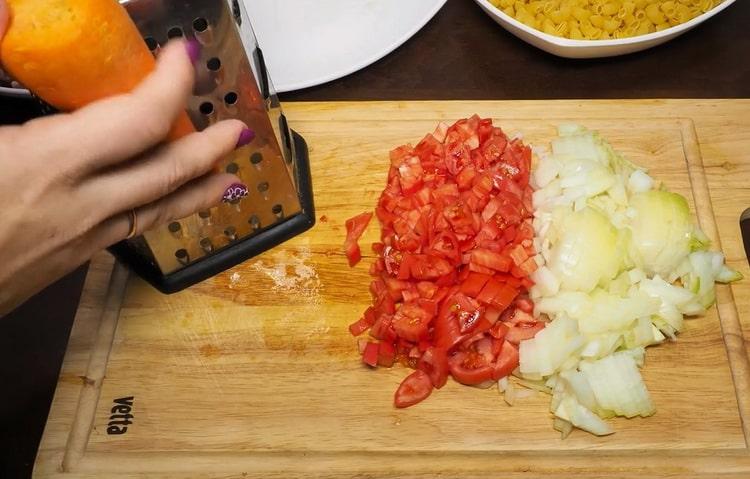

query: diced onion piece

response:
[579,352,655,418]
[627,169,654,194]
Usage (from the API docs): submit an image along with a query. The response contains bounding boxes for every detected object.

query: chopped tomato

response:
[378,341,396,367]
[460,272,491,297]
[448,350,495,386]
[394,370,433,408]
[348,117,538,407]
[362,342,379,367]
[505,322,545,344]
[392,304,432,342]
[348,317,371,336]
[492,341,519,380]
[471,249,512,272]
[344,212,373,267]
[418,347,449,389]
[489,321,509,341]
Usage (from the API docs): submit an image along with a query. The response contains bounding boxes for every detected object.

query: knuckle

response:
[159,156,185,197]
[127,96,173,144]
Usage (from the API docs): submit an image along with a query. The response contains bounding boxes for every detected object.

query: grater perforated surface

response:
[120,0,302,275]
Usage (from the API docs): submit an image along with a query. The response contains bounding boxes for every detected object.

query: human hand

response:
[0,13,252,314]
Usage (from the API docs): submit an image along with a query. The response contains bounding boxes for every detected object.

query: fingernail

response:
[236,128,256,148]
[222,183,248,203]
[185,39,201,64]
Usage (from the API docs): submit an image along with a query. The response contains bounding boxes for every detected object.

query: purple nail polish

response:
[236,128,256,148]
[222,183,248,203]
[185,39,201,64]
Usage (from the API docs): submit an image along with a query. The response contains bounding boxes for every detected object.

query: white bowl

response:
[473,0,736,59]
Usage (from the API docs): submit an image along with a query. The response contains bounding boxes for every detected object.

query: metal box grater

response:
[108,0,315,293]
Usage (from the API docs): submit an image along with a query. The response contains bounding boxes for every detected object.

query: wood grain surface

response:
[34,100,750,478]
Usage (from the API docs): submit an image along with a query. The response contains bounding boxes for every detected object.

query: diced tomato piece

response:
[468,262,496,275]
[346,212,373,241]
[480,135,508,163]
[495,273,522,288]
[506,308,536,325]
[509,244,528,266]
[448,350,495,386]
[349,317,371,336]
[515,297,534,314]
[344,241,361,267]
[475,279,503,306]
[505,322,545,344]
[392,304,433,342]
[426,230,461,264]
[434,297,463,351]
[492,341,519,380]
[489,321,509,341]
[472,175,493,198]
[471,249,512,272]
[397,157,424,195]
[397,253,413,280]
[460,272,491,297]
[394,370,433,408]
[410,255,453,280]
[456,165,477,190]
[417,281,438,299]
[344,212,373,267]
[418,347,450,389]
[414,187,432,207]
[375,292,396,315]
[491,283,519,310]
[443,202,475,235]
[378,342,396,367]
[402,288,420,303]
[519,257,538,275]
[370,314,393,340]
[363,342,379,367]
[417,298,438,317]
[384,277,410,301]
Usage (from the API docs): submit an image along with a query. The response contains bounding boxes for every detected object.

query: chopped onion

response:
[522,124,741,437]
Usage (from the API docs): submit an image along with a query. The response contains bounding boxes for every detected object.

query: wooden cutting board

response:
[34,100,750,478]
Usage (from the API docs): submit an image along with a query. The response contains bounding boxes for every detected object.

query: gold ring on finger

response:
[125,209,138,240]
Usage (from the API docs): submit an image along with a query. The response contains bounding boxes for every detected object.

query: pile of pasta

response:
[489,0,724,40]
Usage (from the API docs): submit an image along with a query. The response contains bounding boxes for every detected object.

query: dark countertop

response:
[1,0,748,476]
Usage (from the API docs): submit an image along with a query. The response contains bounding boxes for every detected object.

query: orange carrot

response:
[0,0,194,140]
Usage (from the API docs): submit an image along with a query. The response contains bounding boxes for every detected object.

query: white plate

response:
[473,0,736,59]
[243,0,447,92]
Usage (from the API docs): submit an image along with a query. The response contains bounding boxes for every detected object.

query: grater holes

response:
[199,101,214,116]
[257,181,269,193]
[144,36,159,52]
[206,57,222,72]
[249,215,261,230]
[272,204,284,219]
[192,17,209,33]
[175,248,189,265]
[224,226,237,242]
[200,238,213,253]
[225,162,239,174]
[167,26,184,39]
[250,152,263,165]
[224,91,238,106]
[168,221,182,238]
